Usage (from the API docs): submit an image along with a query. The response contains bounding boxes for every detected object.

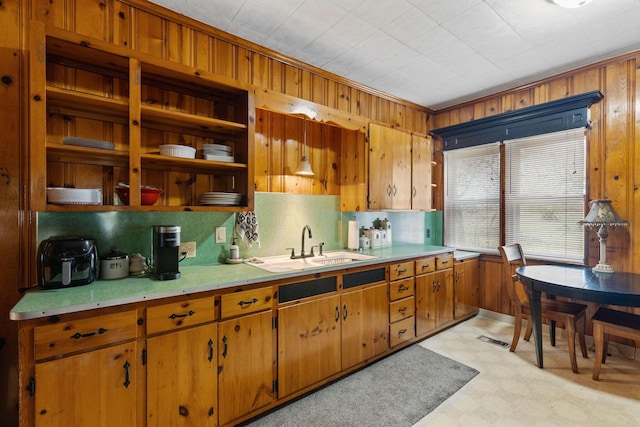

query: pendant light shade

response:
[295,117,314,176]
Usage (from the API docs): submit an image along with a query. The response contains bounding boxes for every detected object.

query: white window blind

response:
[504,128,585,262]
[444,144,500,252]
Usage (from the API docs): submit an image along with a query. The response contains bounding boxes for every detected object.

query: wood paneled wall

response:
[433,55,640,275]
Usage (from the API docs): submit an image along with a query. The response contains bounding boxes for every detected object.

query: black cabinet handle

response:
[70,327,107,339]
[123,360,131,388]
[222,335,228,358]
[398,284,409,292]
[398,306,407,313]
[169,310,195,319]
[398,329,407,337]
[208,338,214,362]
[238,298,258,306]
[335,306,340,323]
[343,304,348,321]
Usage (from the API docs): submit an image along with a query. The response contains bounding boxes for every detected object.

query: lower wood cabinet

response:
[277,294,342,398]
[454,257,480,319]
[147,323,218,427]
[218,311,275,426]
[35,341,138,427]
[416,264,454,336]
[341,283,389,369]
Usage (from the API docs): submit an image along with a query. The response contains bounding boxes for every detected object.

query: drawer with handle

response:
[389,297,415,323]
[389,278,414,301]
[415,257,436,275]
[146,296,217,335]
[436,254,453,270]
[221,286,273,318]
[389,261,414,282]
[34,310,137,360]
[389,316,415,347]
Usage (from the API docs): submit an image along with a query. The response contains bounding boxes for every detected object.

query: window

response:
[444,129,586,263]
[505,129,585,262]
[444,144,500,252]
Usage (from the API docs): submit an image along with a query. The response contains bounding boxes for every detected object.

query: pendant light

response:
[295,117,314,176]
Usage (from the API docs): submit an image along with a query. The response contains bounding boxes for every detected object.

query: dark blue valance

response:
[431,90,604,151]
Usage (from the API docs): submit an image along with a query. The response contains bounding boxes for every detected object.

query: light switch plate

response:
[215,227,226,243]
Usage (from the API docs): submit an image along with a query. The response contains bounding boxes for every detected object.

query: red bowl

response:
[116,186,163,206]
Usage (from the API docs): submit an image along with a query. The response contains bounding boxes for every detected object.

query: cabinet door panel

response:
[368,123,394,210]
[35,342,137,427]
[438,270,454,325]
[455,258,480,319]
[277,295,341,397]
[147,324,217,427]
[415,273,437,336]
[411,134,432,210]
[218,311,274,425]
[342,284,389,370]
[391,129,412,209]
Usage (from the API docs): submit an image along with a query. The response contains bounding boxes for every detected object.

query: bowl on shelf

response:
[47,187,102,205]
[159,144,196,159]
[115,185,163,206]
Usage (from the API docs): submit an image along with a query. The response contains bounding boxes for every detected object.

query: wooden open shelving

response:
[29,23,254,212]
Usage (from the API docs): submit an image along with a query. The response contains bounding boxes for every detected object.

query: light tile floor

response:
[415,313,640,426]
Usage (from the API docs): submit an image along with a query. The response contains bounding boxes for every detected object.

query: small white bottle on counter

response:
[230,237,240,260]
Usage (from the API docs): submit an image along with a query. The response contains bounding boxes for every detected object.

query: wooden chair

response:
[498,244,588,373]
[592,307,640,380]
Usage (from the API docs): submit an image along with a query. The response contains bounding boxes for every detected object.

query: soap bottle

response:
[230,237,240,260]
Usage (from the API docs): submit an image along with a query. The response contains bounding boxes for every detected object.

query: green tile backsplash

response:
[38,192,443,266]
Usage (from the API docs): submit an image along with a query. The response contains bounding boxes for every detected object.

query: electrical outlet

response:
[426,229,431,239]
[215,227,226,243]
[180,241,196,258]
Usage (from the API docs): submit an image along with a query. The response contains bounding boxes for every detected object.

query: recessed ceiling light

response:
[553,0,594,8]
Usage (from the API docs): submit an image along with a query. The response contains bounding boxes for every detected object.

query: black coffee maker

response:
[152,225,181,280]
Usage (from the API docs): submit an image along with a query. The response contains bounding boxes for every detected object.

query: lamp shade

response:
[579,199,628,227]
[295,156,314,176]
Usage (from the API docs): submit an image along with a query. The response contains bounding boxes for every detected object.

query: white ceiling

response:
[149,0,640,110]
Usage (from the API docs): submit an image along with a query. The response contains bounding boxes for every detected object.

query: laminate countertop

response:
[11,244,453,320]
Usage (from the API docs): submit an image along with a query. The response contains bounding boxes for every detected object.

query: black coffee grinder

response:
[152,225,181,280]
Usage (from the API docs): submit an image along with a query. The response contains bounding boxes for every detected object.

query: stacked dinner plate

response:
[203,144,234,162]
[199,192,242,206]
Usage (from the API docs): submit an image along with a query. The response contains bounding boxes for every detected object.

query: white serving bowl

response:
[159,144,196,159]
[47,187,102,205]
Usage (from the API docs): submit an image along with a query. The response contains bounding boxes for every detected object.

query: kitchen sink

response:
[245,251,377,273]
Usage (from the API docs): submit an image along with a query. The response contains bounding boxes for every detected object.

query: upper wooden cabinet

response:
[368,123,432,211]
[29,23,254,212]
[368,123,412,210]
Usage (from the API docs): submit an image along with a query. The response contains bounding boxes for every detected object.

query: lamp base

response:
[592,263,615,274]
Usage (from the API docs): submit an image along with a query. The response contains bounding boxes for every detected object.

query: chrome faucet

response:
[287,225,314,259]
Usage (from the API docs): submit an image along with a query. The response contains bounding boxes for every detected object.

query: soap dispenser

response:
[230,237,240,260]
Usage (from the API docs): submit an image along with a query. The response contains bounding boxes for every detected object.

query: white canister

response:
[366,229,382,249]
[100,249,129,280]
[359,236,371,250]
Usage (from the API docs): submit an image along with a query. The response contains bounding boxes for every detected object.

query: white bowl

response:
[159,144,196,159]
[47,187,102,205]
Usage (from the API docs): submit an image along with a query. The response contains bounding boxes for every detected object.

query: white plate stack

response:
[203,144,234,162]
[199,192,242,206]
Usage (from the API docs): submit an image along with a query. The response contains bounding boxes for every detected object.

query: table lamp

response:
[579,199,628,273]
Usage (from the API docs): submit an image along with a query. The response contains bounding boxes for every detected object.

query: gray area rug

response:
[244,345,479,427]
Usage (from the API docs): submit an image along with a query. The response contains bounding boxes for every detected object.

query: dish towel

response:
[235,211,261,248]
